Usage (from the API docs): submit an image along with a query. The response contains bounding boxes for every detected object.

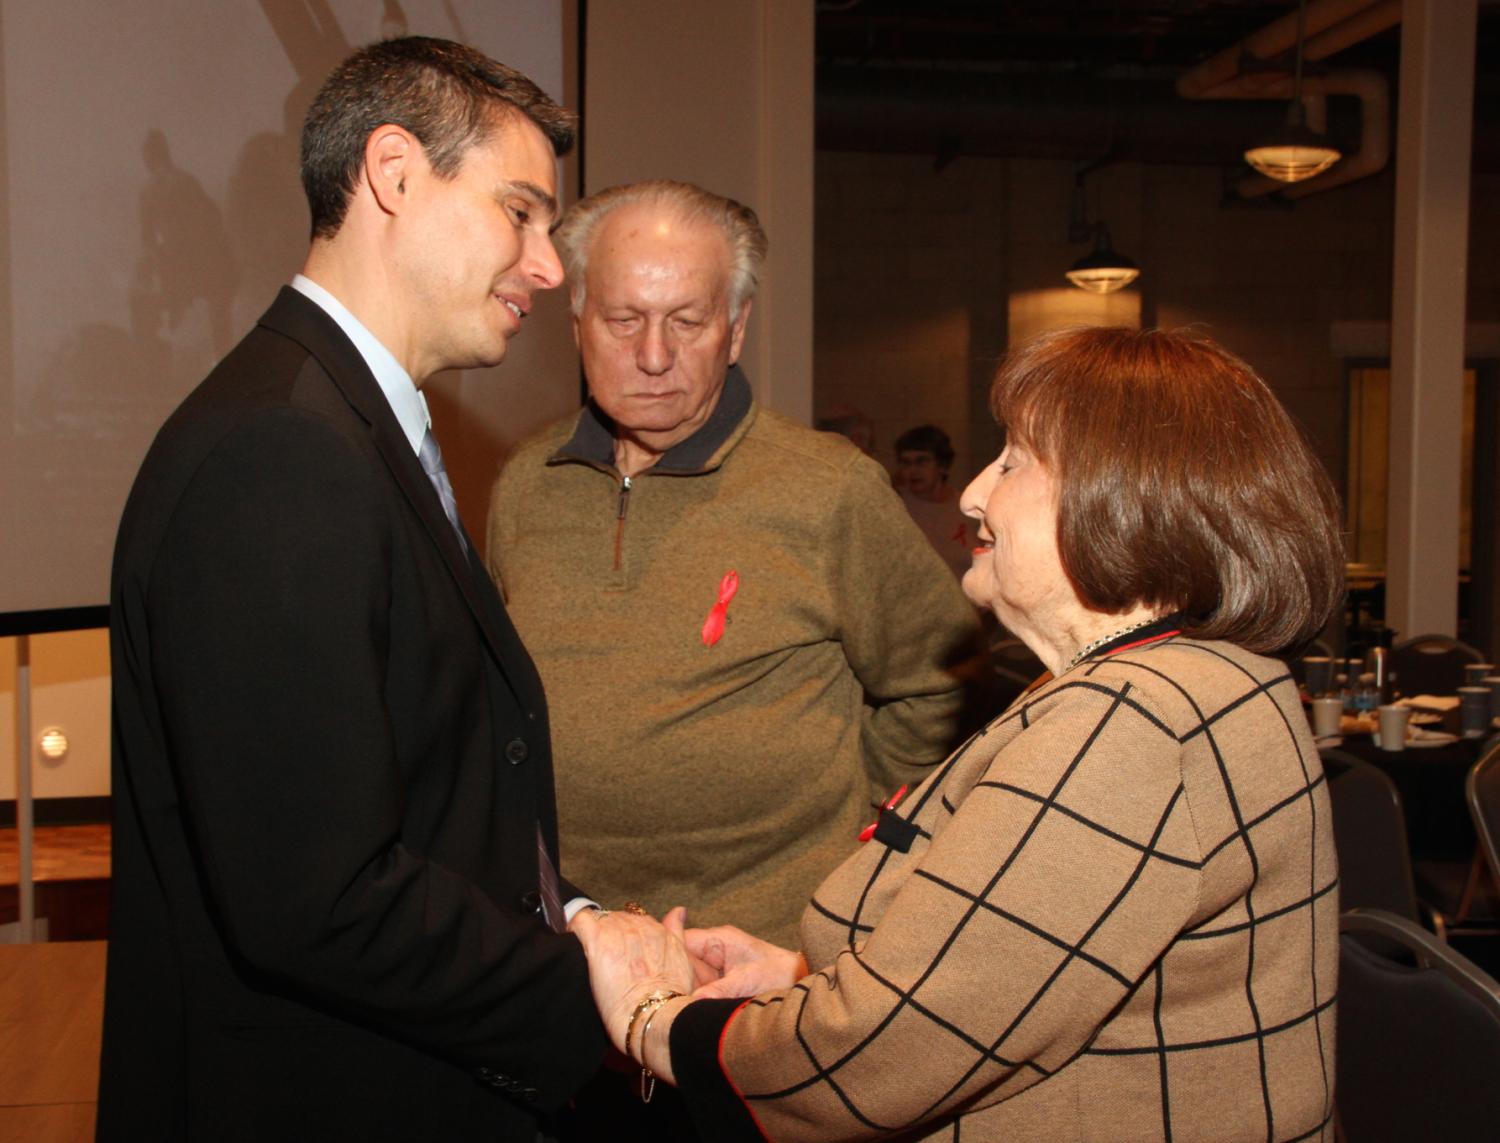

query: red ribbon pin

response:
[700,570,740,647]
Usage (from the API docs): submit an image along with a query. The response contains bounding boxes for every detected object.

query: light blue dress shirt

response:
[290,274,431,456]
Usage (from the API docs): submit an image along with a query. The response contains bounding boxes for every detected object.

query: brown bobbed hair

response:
[991,326,1345,656]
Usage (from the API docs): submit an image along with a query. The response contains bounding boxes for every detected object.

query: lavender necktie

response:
[536,826,566,932]
[418,427,464,543]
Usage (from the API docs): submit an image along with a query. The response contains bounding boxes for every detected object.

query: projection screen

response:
[0,0,576,618]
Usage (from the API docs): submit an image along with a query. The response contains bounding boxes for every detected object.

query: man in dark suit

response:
[98,37,607,1142]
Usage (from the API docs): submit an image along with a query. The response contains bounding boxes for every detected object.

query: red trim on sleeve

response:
[717,998,776,1143]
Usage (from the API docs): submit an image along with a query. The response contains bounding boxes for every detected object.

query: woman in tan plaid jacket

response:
[575,327,1345,1142]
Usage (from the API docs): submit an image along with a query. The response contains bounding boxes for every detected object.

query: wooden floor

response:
[0,940,104,1143]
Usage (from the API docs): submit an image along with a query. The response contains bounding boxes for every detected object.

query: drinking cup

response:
[1465,663,1496,688]
[1302,656,1334,697]
[1485,675,1500,723]
[1459,686,1492,738]
[1311,696,1343,739]
[1376,704,1410,752]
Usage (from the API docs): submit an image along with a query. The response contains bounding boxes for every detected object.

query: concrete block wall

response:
[814,149,1433,494]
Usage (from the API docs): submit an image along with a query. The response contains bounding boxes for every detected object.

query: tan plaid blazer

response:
[677,637,1338,1141]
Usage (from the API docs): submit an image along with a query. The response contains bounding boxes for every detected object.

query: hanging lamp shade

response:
[1244,110,1341,183]
[1243,0,1341,184]
[1065,226,1139,294]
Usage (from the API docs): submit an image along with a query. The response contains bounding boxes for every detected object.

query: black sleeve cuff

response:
[670,998,767,1142]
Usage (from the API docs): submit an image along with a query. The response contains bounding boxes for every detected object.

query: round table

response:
[1332,724,1487,861]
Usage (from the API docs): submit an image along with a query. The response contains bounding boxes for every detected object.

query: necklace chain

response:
[1068,616,1161,670]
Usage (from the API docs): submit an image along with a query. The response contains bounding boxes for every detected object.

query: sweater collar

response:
[550,364,755,474]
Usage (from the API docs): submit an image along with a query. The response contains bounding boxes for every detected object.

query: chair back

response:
[1322,748,1421,923]
[1468,739,1500,893]
[1337,909,1500,1142]
[1389,633,1486,698]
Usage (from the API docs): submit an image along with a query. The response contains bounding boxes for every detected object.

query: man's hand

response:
[685,924,806,1000]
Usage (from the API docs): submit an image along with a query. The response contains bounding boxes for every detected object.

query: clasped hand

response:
[568,906,805,1058]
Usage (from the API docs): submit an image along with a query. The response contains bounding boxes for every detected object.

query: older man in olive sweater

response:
[486,181,980,948]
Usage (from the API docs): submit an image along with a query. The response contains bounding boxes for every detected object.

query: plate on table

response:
[1406,729,1459,749]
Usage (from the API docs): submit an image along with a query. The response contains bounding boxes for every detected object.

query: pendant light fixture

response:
[1243,0,1342,183]
[1066,225,1140,294]
[1065,166,1139,294]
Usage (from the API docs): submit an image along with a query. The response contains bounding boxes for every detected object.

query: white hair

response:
[555,179,768,316]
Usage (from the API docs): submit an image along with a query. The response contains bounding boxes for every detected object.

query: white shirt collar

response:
[290,274,429,455]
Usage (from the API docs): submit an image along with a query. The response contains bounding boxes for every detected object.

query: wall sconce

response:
[38,726,70,761]
[1243,0,1341,183]
[1066,168,1140,294]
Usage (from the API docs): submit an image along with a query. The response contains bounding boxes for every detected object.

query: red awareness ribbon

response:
[700,570,740,647]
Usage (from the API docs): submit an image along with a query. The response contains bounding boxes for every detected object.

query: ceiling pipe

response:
[1175,0,1382,99]
[1302,0,1402,59]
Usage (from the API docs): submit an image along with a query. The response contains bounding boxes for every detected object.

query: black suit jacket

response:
[97,288,605,1142]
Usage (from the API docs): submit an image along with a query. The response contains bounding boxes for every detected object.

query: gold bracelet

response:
[638,996,679,1104]
[622,989,682,1103]
[623,990,681,1062]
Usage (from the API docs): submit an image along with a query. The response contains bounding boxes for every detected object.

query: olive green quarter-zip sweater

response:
[486,368,981,946]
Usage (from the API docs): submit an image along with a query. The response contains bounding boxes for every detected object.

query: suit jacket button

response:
[519,890,542,915]
[506,738,529,764]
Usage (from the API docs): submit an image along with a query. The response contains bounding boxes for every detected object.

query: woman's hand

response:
[686,924,806,999]
[570,905,696,1056]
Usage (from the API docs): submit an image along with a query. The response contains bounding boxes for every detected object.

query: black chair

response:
[1389,633,1486,699]
[1336,908,1500,1143]
[1412,739,1500,941]
[1468,739,1500,896]
[1321,748,1421,924]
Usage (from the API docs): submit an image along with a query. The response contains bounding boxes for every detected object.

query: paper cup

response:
[1377,704,1410,752]
[1484,676,1500,722]
[1311,696,1343,739]
[1302,656,1334,697]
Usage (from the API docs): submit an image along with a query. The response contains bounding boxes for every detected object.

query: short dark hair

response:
[894,425,955,469]
[301,36,577,240]
[989,326,1344,655]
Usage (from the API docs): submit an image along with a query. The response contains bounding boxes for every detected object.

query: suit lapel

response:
[256,289,533,701]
